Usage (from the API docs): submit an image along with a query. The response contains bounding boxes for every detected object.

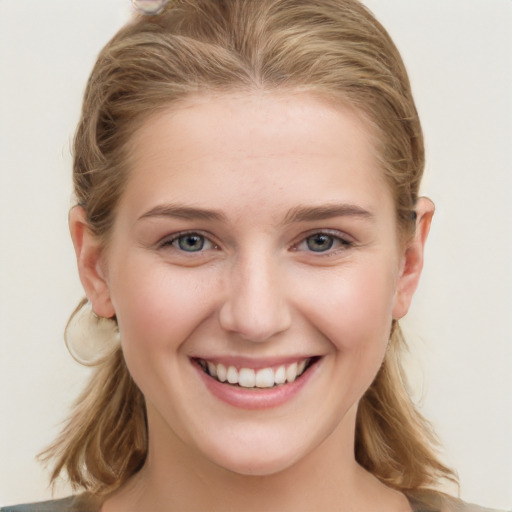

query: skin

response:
[71,91,434,512]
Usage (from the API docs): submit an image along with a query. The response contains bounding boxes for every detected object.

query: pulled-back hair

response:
[43,0,456,496]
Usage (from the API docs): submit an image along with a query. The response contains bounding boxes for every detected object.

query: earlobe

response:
[69,206,115,319]
[392,197,435,319]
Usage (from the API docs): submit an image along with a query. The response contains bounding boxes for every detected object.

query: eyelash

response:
[159,230,353,256]
[292,230,354,256]
[159,231,218,253]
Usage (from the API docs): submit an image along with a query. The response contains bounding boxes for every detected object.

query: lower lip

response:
[194,359,320,410]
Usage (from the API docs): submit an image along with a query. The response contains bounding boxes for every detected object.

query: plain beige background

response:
[1,0,511,509]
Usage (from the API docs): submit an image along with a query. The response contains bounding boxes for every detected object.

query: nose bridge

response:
[219,247,291,342]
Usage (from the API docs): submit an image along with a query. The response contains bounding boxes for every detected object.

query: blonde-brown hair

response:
[43,0,456,497]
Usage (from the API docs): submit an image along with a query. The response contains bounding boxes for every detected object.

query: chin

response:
[199,428,315,478]
[212,450,301,477]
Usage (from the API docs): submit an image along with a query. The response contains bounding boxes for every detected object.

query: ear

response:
[69,206,115,319]
[392,197,435,319]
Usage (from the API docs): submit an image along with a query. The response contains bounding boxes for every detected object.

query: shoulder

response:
[0,495,101,512]
[408,490,508,512]
[444,499,508,512]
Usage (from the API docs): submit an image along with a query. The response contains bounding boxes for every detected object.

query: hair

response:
[42,0,457,497]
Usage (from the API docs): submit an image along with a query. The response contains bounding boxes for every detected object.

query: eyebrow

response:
[283,204,374,224]
[138,202,374,224]
[138,204,226,222]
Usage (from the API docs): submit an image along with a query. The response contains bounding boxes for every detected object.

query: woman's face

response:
[78,92,426,476]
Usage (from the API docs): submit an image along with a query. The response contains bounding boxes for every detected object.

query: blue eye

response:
[162,232,215,252]
[295,232,352,254]
[306,233,335,252]
[176,234,205,252]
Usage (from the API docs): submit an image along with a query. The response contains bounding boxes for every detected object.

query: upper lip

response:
[191,355,319,370]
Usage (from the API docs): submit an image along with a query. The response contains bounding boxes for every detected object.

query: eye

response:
[305,233,335,252]
[295,232,352,254]
[162,232,216,252]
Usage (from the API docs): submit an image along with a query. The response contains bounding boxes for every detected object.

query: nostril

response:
[218,299,291,343]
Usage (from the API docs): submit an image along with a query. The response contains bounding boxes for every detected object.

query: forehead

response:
[121,91,391,222]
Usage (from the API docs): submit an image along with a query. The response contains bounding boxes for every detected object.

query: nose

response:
[218,253,292,343]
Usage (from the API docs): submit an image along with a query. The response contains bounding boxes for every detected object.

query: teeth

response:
[255,367,274,388]
[207,361,217,378]
[227,365,238,384]
[274,365,286,384]
[217,363,227,382]
[199,358,311,388]
[286,362,298,383]
[239,368,256,388]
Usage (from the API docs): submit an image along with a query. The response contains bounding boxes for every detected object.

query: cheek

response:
[108,259,220,361]
[292,262,396,351]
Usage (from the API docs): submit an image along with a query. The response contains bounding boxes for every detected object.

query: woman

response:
[1,0,505,511]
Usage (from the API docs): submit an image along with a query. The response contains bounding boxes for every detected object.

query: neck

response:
[102,404,410,512]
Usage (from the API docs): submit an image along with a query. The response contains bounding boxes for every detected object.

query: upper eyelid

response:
[156,228,353,251]
[291,230,354,254]
[292,229,353,245]
[158,230,218,249]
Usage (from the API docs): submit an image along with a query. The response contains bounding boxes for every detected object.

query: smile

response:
[195,358,316,389]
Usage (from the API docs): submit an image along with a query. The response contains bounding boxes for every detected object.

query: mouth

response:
[194,357,319,389]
